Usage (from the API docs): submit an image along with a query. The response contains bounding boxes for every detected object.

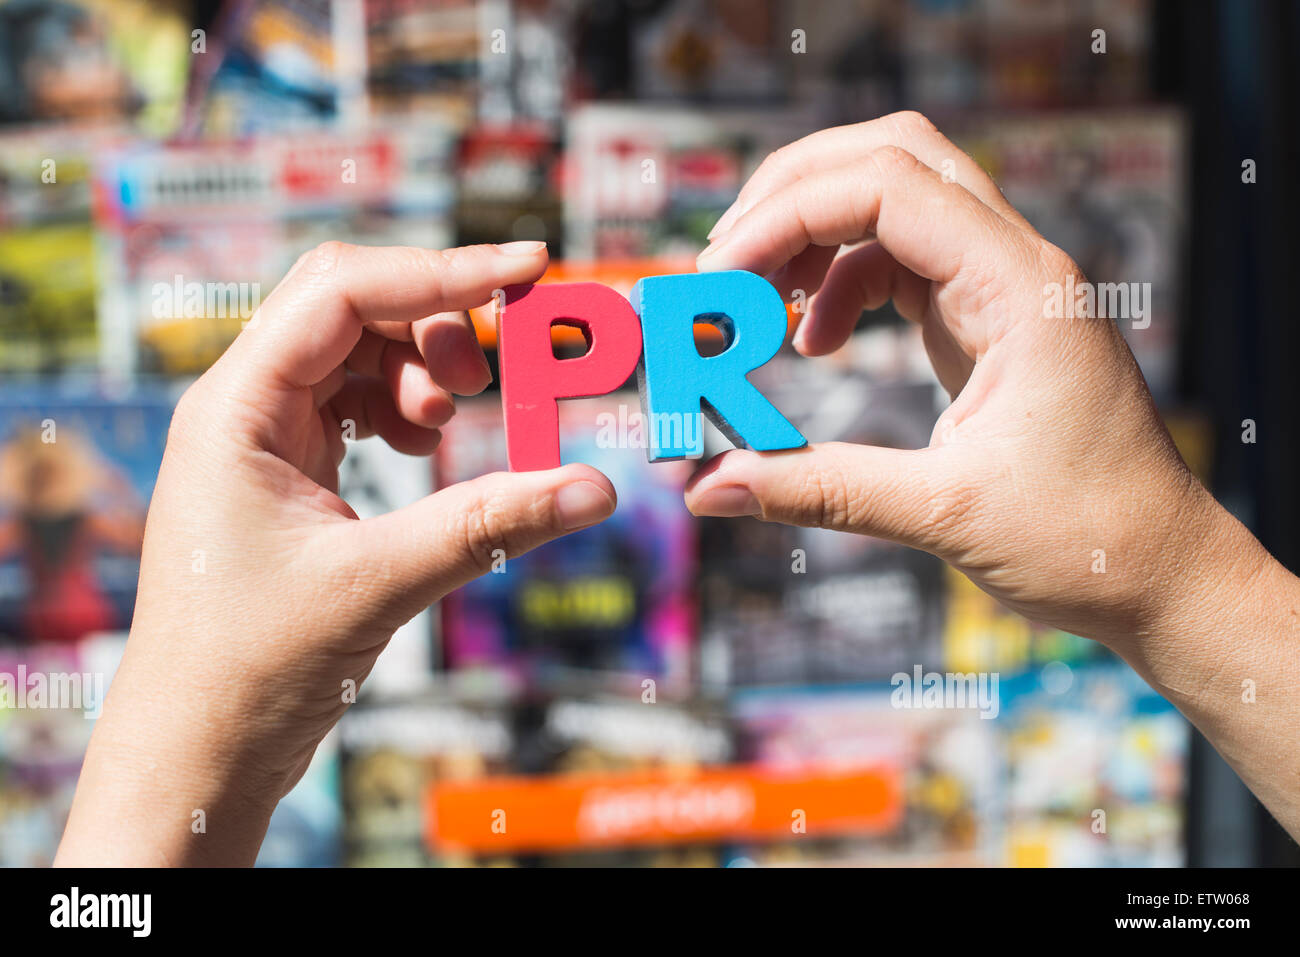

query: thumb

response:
[342,464,617,624]
[684,443,975,557]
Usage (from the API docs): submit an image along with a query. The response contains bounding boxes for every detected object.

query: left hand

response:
[57,241,619,866]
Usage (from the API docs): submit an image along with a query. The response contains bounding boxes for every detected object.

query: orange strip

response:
[471,258,798,348]
[428,764,903,854]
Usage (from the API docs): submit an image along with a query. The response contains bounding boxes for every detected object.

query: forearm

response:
[55,654,280,867]
[1110,490,1300,838]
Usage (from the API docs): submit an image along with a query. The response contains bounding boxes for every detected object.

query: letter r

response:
[630,271,806,460]
[497,282,642,471]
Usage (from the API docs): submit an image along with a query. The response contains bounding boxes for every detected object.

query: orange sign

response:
[428,764,903,854]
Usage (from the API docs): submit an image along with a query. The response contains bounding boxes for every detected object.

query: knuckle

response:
[890,110,939,138]
[793,461,856,531]
[458,492,518,573]
[761,146,792,176]
[1040,242,1082,281]
[921,477,985,555]
[743,147,792,196]
[869,144,923,175]
[422,246,457,271]
[418,246,458,297]
[303,241,350,278]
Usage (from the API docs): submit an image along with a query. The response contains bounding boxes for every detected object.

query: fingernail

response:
[707,207,737,241]
[696,233,734,268]
[791,320,811,354]
[460,354,493,395]
[555,481,615,530]
[496,241,547,256]
[690,485,760,518]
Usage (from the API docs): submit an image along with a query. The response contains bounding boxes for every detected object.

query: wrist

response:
[57,654,282,867]
[1120,476,1276,676]
[1106,483,1300,836]
[59,724,280,866]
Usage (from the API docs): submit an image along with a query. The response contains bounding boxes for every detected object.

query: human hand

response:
[687,111,1234,647]
[688,113,1300,839]
[57,242,618,866]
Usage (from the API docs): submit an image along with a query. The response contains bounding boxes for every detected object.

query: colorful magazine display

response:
[699,359,946,687]
[0,386,172,646]
[337,436,436,697]
[438,397,695,693]
[953,111,1185,401]
[564,103,811,260]
[999,662,1188,867]
[93,124,457,376]
[339,696,514,867]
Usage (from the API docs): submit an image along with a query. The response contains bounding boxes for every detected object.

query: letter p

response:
[497,283,642,471]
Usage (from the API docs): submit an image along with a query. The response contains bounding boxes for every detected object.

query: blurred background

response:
[1,0,1297,867]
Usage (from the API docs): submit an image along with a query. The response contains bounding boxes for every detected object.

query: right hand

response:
[686,111,1247,650]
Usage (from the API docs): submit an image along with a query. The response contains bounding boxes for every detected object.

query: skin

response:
[687,111,1300,840]
[56,240,618,866]
[57,113,1300,865]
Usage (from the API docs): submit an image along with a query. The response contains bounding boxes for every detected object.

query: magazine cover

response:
[438,396,695,693]
[952,110,1185,401]
[629,0,787,103]
[339,696,515,867]
[453,124,564,254]
[337,435,436,698]
[997,661,1189,868]
[0,641,96,866]
[489,695,731,865]
[698,359,946,687]
[727,687,997,866]
[189,0,344,137]
[0,385,172,646]
[563,103,811,260]
[0,222,98,374]
[0,128,105,374]
[93,124,457,376]
[514,695,732,776]
[363,0,481,123]
[0,0,189,134]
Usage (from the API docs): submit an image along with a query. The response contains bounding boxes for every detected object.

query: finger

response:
[327,377,442,456]
[222,241,548,393]
[343,329,393,378]
[344,331,456,428]
[792,238,974,396]
[697,148,1026,357]
[796,242,926,355]
[381,341,456,429]
[710,111,1030,239]
[303,407,349,493]
[918,312,977,400]
[411,310,493,396]
[765,244,840,302]
[684,443,977,559]
[339,464,617,626]
[312,364,348,409]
